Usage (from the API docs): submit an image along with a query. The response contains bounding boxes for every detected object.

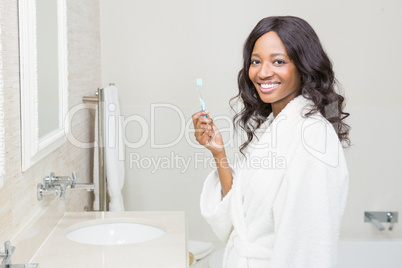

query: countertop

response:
[30,211,187,268]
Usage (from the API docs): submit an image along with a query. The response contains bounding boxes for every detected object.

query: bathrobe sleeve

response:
[271,117,349,268]
[200,168,235,242]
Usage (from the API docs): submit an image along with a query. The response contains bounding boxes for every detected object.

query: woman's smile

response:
[257,81,281,93]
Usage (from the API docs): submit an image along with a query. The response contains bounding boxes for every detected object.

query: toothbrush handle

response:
[200,99,207,117]
[202,109,207,118]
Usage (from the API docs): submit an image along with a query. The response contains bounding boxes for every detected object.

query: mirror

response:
[37,0,60,137]
[19,0,68,171]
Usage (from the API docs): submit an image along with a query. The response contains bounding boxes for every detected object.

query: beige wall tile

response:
[0,0,101,244]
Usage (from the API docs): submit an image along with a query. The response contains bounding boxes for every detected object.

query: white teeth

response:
[260,83,279,89]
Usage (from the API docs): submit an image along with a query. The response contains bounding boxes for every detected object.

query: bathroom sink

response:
[66,220,165,245]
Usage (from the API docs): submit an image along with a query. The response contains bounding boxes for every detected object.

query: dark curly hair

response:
[231,16,350,154]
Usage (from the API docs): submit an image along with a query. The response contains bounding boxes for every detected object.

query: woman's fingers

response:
[197,123,214,138]
[206,123,223,148]
[192,110,225,154]
[191,112,225,155]
[192,111,212,138]
[199,123,213,131]
[192,110,209,125]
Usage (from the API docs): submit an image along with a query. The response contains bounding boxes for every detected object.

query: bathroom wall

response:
[0,0,101,244]
[100,0,402,241]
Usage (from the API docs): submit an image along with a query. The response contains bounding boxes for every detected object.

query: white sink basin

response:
[66,220,165,245]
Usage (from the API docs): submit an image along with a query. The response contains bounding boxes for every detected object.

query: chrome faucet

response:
[0,241,39,268]
[364,211,398,231]
[0,241,15,267]
[37,171,94,200]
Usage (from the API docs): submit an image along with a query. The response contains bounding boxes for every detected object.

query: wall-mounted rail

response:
[82,87,107,211]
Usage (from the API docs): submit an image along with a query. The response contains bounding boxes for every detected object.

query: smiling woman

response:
[193,16,350,268]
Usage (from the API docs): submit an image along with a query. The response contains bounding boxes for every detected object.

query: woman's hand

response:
[192,110,225,156]
[192,110,233,195]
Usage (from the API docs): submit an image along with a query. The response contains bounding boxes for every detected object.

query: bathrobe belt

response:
[234,238,273,259]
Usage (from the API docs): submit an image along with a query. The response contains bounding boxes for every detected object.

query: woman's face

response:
[248,31,301,116]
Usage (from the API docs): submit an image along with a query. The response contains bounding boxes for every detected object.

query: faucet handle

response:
[387,212,395,231]
[37,183,59,200]
[4,241,15,256]
[44,172,56,187]
[71,171,77,188]
[0,241,15,263]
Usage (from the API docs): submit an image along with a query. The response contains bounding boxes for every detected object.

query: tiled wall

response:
[0,0,101,244]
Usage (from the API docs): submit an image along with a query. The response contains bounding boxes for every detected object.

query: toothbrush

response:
[196,78,207,117]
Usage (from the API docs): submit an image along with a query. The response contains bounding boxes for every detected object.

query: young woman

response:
[192,16,350,267]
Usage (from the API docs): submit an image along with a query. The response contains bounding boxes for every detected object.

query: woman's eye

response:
[274,60,285,65]
[250,60,260,65]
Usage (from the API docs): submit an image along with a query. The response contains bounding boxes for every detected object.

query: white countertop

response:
[30,211,187,268]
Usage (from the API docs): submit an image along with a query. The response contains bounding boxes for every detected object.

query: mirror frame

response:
[19,0,69,171]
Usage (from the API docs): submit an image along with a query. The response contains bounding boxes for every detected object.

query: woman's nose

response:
[258,63,274,79]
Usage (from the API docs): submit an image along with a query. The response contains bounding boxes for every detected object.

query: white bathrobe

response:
[200,95,349,268]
